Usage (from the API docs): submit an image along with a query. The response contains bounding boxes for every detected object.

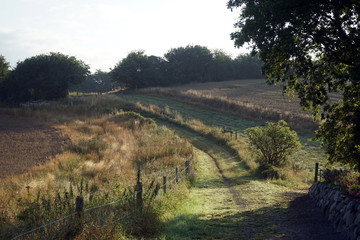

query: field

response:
[0,116,69,178]
[153,78,341,116]
[0,97,193,239]
[139,79,341,130]
[162,79,307,115]
[117,93,342,239]
[120,93,328,175]
[0,80,345,239]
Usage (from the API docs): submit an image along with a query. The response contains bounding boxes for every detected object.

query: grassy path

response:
[154,119,301,239]
[163,148,241,239]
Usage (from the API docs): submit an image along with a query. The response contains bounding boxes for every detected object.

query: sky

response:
[0,0,248,72]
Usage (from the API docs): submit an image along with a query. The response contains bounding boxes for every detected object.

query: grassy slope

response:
[120,94,327,173]
[0,97,194,239]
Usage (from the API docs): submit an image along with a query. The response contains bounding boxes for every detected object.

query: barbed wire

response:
[10,161,191,240]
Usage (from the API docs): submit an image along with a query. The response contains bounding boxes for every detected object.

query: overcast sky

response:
[0,0,248,72]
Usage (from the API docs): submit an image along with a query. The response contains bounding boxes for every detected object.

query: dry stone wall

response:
[309,182,360,240]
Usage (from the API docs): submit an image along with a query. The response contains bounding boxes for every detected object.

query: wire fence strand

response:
[10,159,191,240]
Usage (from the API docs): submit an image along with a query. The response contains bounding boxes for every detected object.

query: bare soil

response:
[0,115,69,178]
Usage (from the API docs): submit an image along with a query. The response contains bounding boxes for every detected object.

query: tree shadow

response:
[165,205,288,240]
[165,193,346,240]
[281,192,346,240]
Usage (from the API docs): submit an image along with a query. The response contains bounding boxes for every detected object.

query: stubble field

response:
[139,79,342,131]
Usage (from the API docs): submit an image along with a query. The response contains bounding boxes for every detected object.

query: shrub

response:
[246,120,301,167]
[257,164,285,180]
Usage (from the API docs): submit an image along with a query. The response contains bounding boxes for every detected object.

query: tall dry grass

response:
[0,95,193,239]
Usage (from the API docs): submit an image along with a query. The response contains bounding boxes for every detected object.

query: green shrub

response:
[257,164,286,180]
[246,120,300,167]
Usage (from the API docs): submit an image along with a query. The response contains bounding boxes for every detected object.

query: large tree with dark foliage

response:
[0,52,89,102]
[110,51,167,89]
[165,45,214,83]
[210,50,234,82]
[228,0,360,170]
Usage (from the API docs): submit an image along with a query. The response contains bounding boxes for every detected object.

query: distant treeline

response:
[69,70,122,93]
[110,45,263,89]
[0,45,262,103]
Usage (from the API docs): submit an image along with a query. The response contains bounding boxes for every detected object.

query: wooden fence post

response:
[75,196,84,219]
[314,162,319,182]
[235,132,238,140]
[136,182,143,208]
[185,161,190,174]
[163,176,167,194]
[176,167,179,183]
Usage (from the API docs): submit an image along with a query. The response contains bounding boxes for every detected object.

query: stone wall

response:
[309,182,360,240]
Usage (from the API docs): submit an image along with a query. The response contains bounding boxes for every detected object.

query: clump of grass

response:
[69,138,107,155]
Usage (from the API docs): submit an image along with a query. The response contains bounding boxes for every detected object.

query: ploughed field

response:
[0,116,68,178]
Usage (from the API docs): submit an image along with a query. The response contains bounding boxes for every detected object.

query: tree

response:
[232,54,263,79]
[164,45,214,84]
[70,70,120,93]
[210,50,234,82]
[110,51,167,89]
[245,120,300,167]
[0,52,90,102]
[0,55,10,82]
[228,0,360,170]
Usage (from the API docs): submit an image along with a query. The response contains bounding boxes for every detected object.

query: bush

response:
[246,120,300,167]
[257,164,285,180]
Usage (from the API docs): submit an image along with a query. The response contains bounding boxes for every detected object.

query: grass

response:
[0,86,339,239]
[0,95,193,239]
[119,93,327,183]
[138,79,321,130]
[163,149,239,239]
[154,119,307,239]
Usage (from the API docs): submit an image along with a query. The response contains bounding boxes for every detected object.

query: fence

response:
[314,162,360,185]
[314,162,325,182]
[10,159,192,240]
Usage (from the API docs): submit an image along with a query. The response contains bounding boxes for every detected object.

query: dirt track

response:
[0,115,69,178]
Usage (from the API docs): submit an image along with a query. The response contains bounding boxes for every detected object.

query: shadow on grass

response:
[164,205,288,240]
[165,192,345,239]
